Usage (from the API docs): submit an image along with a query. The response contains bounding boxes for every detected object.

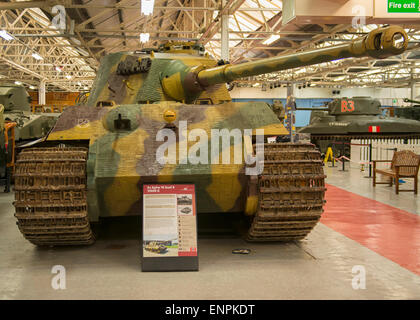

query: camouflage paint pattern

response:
[44,26,409,221]
[48,101,286,220]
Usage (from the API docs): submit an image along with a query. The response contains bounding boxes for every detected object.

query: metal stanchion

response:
[368,142,372,178]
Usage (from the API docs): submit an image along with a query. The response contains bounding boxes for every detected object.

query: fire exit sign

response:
[388,0,420,12]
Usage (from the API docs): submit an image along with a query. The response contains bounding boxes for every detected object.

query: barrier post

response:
[324,147,335,167]
[368,142,372,178]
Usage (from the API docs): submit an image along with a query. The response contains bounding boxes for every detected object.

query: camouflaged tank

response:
[0,85,57,142]
[144,242,168,254]
[299,96,420,157]
[394,98,420,121]
[13,26,409,246]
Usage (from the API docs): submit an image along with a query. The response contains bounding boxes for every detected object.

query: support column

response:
[220,0,229,61]
[411,81,416,101]
[38,80,46,105]
[286,83,296,143]
[410,63,417,100]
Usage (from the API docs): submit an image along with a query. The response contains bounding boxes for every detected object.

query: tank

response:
[12,26,409,246]
[0,85,57,142]
[270,100,285,122]
[299,96,420,156]
[394,98,420,121]
[180,207,192,214]
[144,241,168,254]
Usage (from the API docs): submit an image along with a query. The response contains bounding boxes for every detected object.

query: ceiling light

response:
[77,82,82,86]
[66,75,72,79]
[32,53,43,60]
[263,35,280,45]
[84,86,88,90]
[55,66,62,72]
[29,85,36,90]
[141,0,155,15]
[14,81,22,85]
[140,33,150,43]
[0,30,14,41]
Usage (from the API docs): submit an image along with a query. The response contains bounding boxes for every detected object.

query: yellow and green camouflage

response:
[12,26,410,245]
[44,25,408,221]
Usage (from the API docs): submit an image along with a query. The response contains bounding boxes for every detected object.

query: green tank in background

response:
[393,98,420,121]
[12,26,409,246]
[299,96,420,157]
[0,85,57,142]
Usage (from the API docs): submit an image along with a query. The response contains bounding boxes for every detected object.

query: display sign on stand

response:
[141,184,198,272]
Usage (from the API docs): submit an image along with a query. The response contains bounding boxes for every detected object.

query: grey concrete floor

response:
[0,167,419,300]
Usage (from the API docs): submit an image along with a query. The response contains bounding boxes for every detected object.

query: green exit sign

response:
[388,0,420,12]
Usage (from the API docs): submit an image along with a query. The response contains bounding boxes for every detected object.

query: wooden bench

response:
[373,150,420,194]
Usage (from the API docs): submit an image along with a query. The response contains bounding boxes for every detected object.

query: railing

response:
[350,138,420,172]
[31,105,69,113]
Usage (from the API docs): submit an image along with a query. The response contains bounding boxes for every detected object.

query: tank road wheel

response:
[13,147,95,246]
[247,143,326,241]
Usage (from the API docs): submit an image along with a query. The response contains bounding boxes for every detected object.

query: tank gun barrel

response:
[296,107,328,111]
[196,26,408,87]
[403,98,420,105]
[161,26,408,102]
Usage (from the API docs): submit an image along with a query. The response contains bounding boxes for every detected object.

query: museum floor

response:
[0,166,419,300]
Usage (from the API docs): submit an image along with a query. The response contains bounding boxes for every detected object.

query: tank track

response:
[13,147,94,246]
[247,143,326,241]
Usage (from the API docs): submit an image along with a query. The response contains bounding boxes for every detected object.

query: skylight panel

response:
[235,13,259,30]
[244,0,259,9]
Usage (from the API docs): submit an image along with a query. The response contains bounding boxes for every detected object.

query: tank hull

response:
[300,115,420,135]
[45,101,288,220]
[12,26,410,246]
[299,96,420,156]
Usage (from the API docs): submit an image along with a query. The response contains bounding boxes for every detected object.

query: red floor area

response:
[321,184,420,276]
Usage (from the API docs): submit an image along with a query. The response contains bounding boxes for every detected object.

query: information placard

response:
[141,184,198,271]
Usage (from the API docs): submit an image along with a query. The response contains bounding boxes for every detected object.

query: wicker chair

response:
[373,150,420,194]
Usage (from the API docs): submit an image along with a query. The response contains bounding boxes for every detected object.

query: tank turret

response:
[327,96,382,116]
[161,27,408,101]
[0,85,31,112]
[88,26,408,106]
